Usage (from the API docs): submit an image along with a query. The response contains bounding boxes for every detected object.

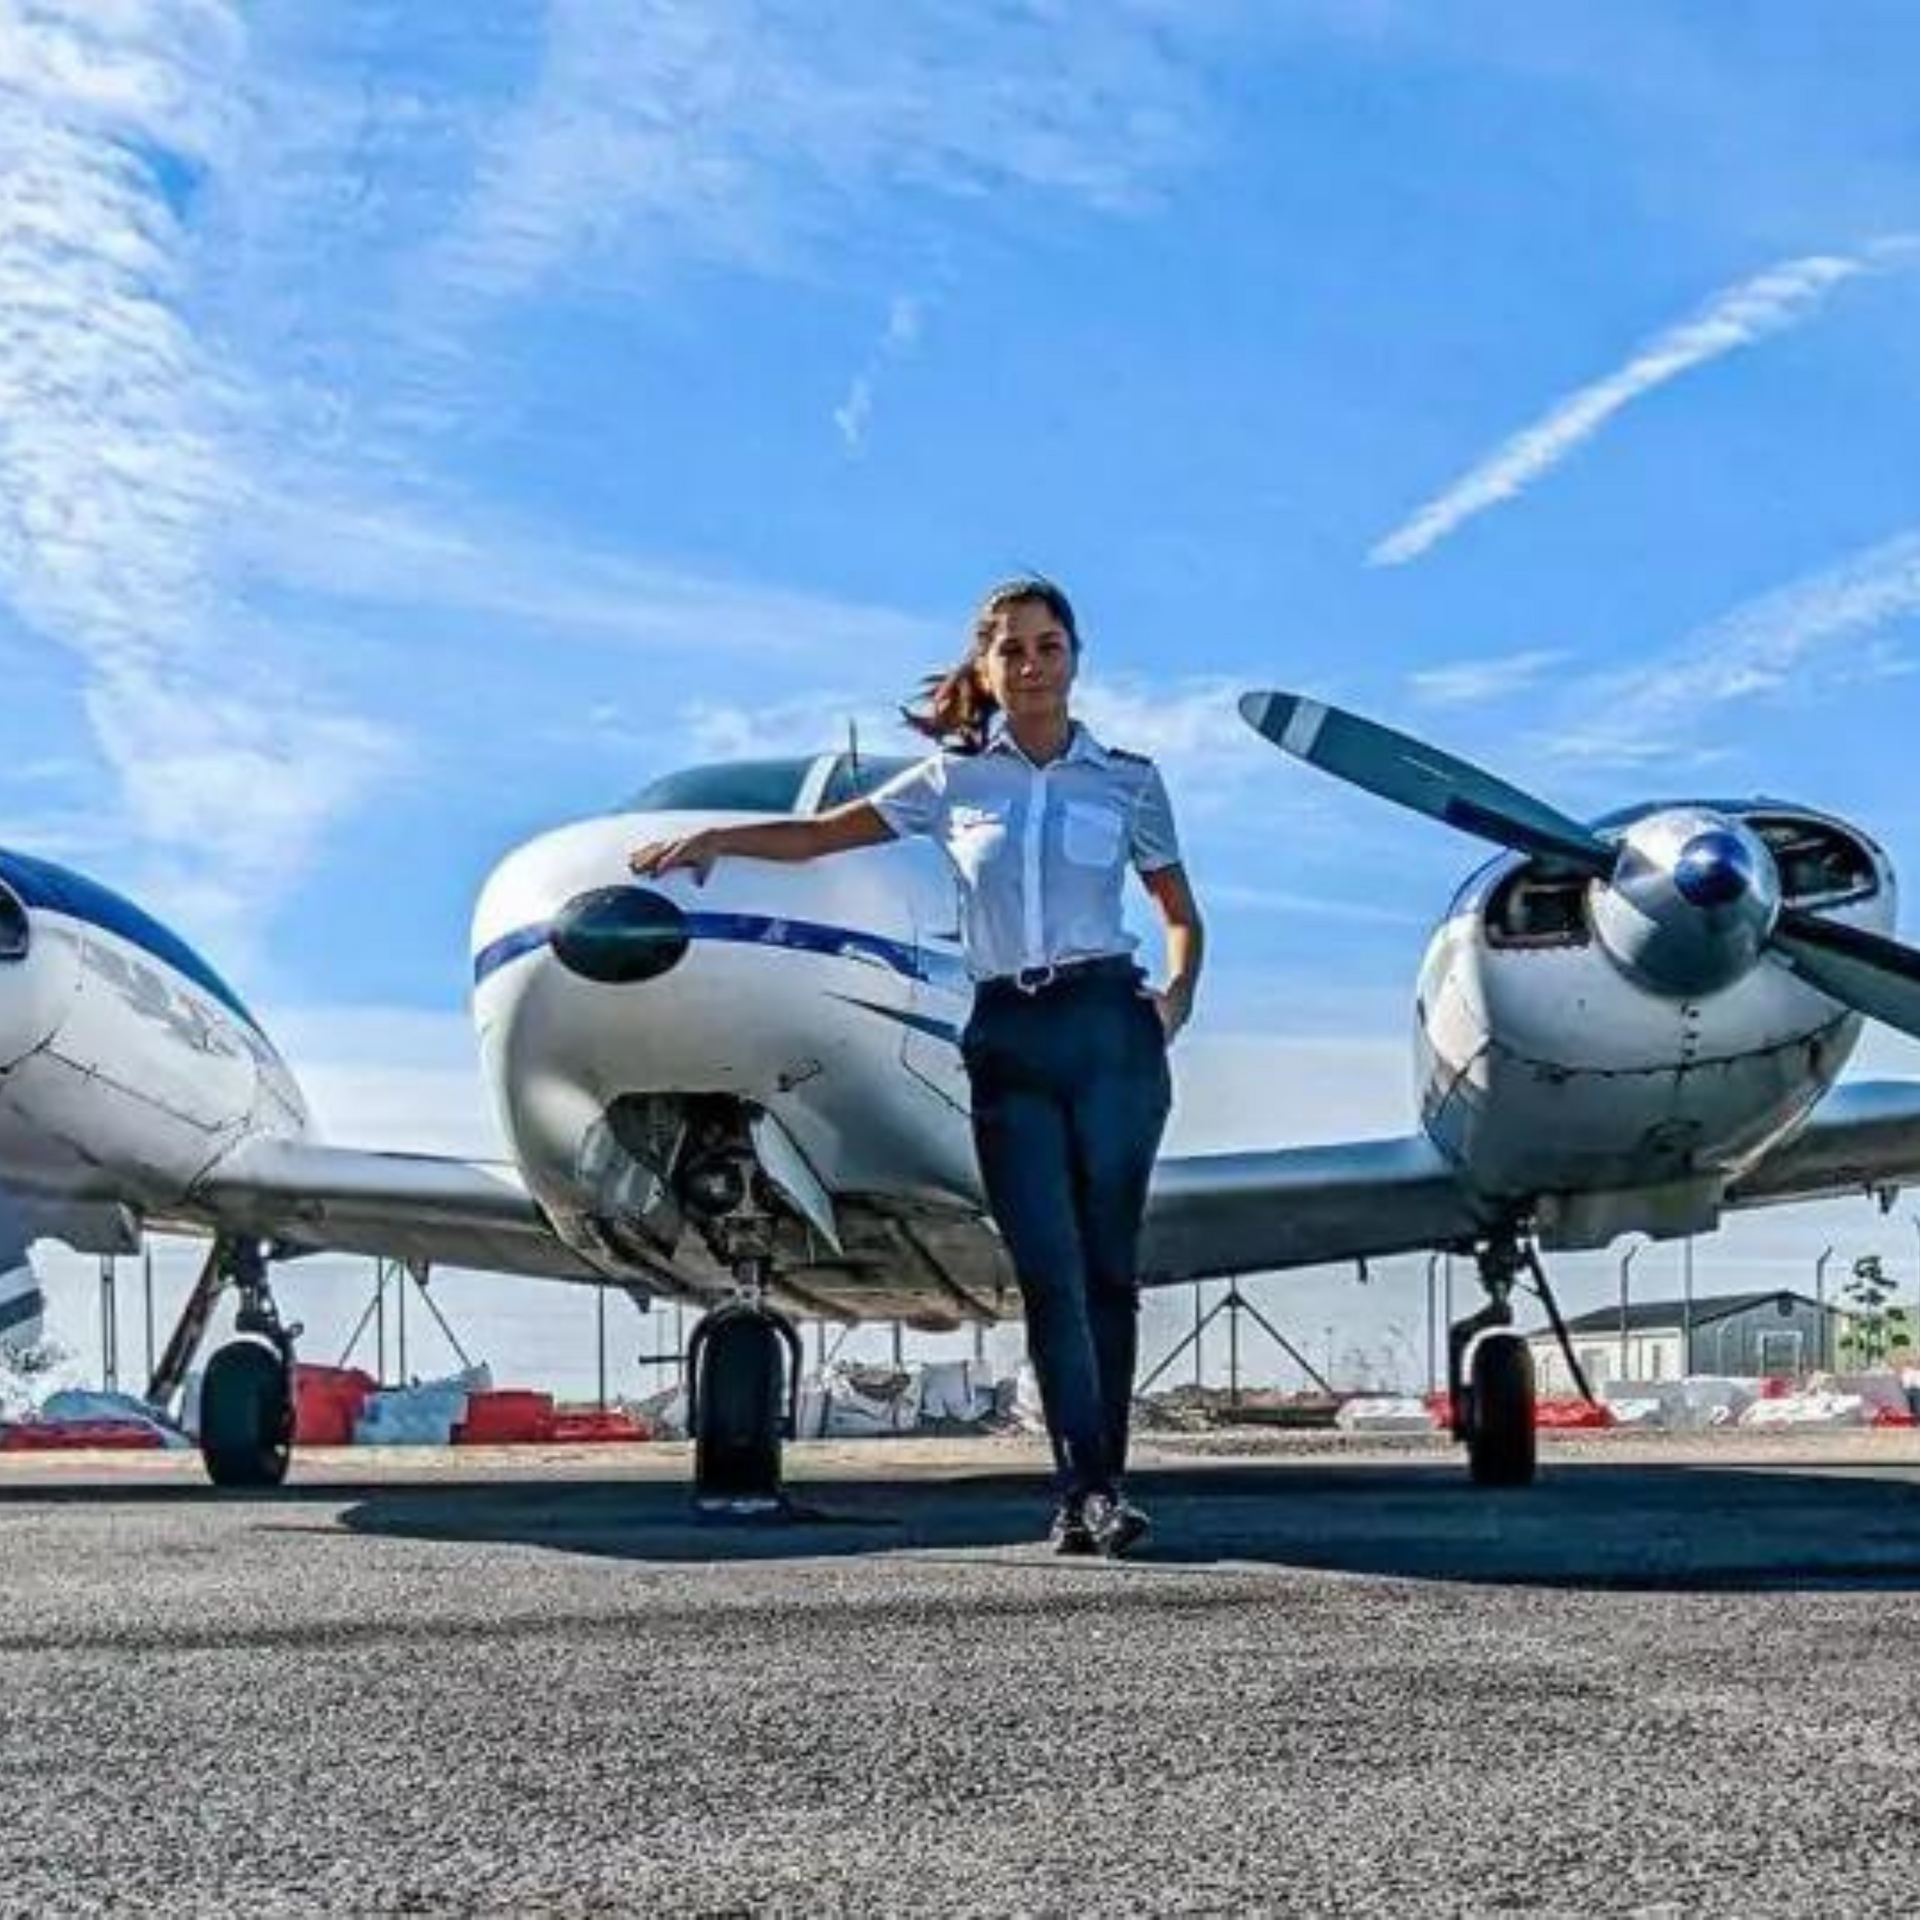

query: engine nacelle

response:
[1589,809,1780,998]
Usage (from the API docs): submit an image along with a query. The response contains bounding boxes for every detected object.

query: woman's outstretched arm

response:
[628,800,895,884]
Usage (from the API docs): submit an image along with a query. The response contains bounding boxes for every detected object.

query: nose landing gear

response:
[195,1243,300,1490]
[677,1135,806,1518]
[687,1266,803,1518]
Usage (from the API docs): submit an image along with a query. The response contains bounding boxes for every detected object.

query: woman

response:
[629,577,1204,1556]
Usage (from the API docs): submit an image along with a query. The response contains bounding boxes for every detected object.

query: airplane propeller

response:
[1236,692,1615,877]
[1237,688,1920,1043]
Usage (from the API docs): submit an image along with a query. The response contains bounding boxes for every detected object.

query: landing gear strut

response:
[198,1243,298,1490]
[687,1262,803,1517]
[676,1129,804,1517]
[1448,1233,1536,1488]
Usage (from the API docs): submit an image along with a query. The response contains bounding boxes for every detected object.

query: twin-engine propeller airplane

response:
[1,691,1917,1501]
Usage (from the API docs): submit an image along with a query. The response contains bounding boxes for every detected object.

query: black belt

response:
[975,954,1140,1002]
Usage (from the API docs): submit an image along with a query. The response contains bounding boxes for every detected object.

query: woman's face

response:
[974,597,1078,722]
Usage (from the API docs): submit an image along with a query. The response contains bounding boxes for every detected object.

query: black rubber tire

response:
[200,1339,293,1489]
[1467,1332,1536,1488]
[692,1308,785,1501]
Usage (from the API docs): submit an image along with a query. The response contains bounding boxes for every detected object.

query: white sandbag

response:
[801,1362,922,1439]
[1335,1395,1437,1433]
[634,1384,688,1440]
[917,1359,997,1425]
[36,1388,189,1447]
[1603,1397,1669,1429]
[353,1367,490,1447]
[0,1341,85,1422]
[1738,1390,1866,1429]
[1829,1372,1910,1417]
[1661,1376,1760,1431]
[1012,1362,1048,1435]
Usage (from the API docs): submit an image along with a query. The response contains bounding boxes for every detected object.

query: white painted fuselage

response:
[0,854,309,1260]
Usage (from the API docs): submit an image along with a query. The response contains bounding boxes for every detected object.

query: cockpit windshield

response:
[624,759,815,815]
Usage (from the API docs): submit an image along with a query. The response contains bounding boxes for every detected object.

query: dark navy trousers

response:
[962,965,1173,1500]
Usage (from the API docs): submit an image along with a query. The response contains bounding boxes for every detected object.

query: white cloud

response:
[1208,882,1427,928]
[238,489,944,670]
[0,1,394,950]
[1370,241,1916,567]
[433,0,1213,303]
[263,1003,502,1157]
[834,291,924,454]
[1408,647,1568,707]
[1554,524,1920,766]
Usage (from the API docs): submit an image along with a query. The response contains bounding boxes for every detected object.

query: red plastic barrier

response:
[547,1409,650,1445]
[293,1365,376,1446]
[1534,1397,1616,1430]
[1417,1391,1612,1431]
[452,1390,555,1445]
[0,1420,166,1452]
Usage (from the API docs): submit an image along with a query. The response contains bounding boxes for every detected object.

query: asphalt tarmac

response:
[6,1430,1920,1916]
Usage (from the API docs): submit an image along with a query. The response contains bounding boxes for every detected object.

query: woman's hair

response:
[902,575,1080,754]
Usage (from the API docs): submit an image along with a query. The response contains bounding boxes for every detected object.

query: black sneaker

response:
[1083,1490,1149,1559]
[1048,1498,1096,1556]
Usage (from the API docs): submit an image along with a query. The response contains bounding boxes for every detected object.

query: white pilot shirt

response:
[868,721,1183,981]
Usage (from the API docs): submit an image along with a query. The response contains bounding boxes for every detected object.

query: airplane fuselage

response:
[0,851,310,1257]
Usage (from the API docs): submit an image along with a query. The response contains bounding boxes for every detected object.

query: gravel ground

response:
[5,1431,1920,1916]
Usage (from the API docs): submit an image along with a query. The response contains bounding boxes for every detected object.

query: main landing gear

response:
[151,1240,299,1489]
[1446,1231,1594,1489]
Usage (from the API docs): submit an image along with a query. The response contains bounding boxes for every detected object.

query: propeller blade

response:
[1237,691,1615,875]
[1771,909,1920,1041]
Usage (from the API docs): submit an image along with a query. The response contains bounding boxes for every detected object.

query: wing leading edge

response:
[177,1136,605,1283]
[170,1079,1920,1301]
[1729,1079,1920,1210]
[1140,1134,1489,1285]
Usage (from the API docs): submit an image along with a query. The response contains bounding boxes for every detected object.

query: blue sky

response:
[6,1,1920,1385]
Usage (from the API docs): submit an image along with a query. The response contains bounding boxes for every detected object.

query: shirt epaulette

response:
[1108,747,1152,765]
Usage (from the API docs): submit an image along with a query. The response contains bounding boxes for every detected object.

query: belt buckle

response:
[1014,964,1057,995]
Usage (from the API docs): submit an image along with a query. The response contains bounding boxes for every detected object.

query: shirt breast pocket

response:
[1061,800,1124,868]
[948,806,1010,882]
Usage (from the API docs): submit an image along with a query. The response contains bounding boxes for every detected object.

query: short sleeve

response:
[866,753,948,841]
[1129,764,1182,873]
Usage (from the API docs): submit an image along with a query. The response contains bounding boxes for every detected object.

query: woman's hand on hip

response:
[628,830,723,885]
[1151,981,1194,1044]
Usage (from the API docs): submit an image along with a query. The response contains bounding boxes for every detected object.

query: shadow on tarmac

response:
[14,1456,1920,1589]
[307,1457,1920,1590]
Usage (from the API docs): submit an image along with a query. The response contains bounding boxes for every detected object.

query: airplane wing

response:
[1139,1134,1489,1284]
[1729,1079,1920,1209]
[174,1136,607,1283]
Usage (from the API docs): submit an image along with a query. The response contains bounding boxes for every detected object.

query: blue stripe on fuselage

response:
[474,908,970,994]
[0,1286,45,1335]
[0,849,263,1036]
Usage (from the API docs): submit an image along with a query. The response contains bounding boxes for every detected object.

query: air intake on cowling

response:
[549,887,689,984]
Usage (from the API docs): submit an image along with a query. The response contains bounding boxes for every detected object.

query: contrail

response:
[1369,240,1916,568]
